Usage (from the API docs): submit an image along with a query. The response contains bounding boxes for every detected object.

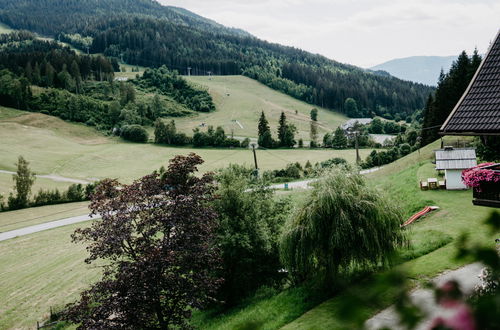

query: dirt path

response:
[0,170,92,184]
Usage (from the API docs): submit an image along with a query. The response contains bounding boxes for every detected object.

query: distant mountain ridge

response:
[370,56,458,86]
[0,0,433,119]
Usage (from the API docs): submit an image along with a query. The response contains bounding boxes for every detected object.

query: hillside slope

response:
[0,0,433,119]
[370,55,458,86]
[178,75,347,140]
[0,106,371,183]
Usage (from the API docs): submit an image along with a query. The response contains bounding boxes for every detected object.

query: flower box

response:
[462,163,500,208]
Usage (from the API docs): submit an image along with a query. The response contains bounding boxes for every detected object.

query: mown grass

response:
[0,201,89,232]
[0,108,372,183]
[0,222,100,329]
[178,75,347,141]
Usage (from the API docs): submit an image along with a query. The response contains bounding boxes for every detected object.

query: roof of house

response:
[341,118,373,130]
[435,147,477,170]
[440,29,500,136]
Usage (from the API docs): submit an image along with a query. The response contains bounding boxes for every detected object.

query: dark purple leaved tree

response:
[64,153,221,329]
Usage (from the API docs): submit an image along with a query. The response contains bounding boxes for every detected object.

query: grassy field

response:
[0,22,14,34]
[0,222,100,329]
[175,75,348,141]
[0,172,74,197]
[0,107,371,183]
[0,202,89,232]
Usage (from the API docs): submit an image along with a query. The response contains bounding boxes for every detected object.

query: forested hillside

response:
[0,0,434,119]
[0,32,213,131]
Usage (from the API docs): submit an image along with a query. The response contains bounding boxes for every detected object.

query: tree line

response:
[0,0,433,119]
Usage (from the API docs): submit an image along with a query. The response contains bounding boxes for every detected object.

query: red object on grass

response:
[401,206,439,227]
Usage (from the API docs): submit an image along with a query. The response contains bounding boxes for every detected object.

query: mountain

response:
[370,56,458,86]
[0,0,434,119]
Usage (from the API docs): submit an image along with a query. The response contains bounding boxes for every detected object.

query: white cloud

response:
[159,0,500,67]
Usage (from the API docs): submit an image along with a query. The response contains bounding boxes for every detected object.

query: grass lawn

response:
[0,108,372,183]
[0,201,89,232]
[0,222,100,330]
[178,75,347,141]
[192,139,496,330]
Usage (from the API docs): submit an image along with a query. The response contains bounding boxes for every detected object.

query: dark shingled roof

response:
[440,29,500,135]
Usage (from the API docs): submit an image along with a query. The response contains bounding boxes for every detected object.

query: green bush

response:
[120,124,149,143]
[213,166,292,305]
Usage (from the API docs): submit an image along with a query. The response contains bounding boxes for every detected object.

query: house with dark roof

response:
[435,147,477,190]
[440,29,500,206]
[440,30,500,136]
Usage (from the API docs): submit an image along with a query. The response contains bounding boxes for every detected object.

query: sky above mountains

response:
[160,0,499,68]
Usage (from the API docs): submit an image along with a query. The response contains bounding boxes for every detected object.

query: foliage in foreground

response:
[214,165,292,305]
[63,154,221,329]
[280,167,406,287]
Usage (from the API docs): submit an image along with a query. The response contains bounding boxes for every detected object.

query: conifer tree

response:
[257,111,274,148]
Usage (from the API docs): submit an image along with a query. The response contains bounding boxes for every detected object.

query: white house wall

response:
[445,169,467,190]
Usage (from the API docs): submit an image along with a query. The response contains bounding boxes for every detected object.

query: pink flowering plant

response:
[462,163,500,189]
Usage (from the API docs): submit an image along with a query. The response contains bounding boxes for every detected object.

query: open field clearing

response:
[0,202,89,232]
[0,108,371,183]
[0,22,14,34]
[176,75,348,140]
[0,221,99,329]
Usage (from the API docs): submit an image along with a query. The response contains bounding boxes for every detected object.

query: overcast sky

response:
[159,0,500,68]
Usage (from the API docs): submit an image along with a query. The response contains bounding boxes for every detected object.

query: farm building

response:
[341,118,372,132]
[440,29,500,206]
[435,147,477,190]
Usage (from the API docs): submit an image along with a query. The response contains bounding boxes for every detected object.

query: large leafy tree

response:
[63,153,221,329]
[8,155,36,209]
[280,168,405,286]
[214,166,291,304]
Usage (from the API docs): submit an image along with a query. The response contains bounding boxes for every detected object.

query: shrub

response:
[120,124,148,143]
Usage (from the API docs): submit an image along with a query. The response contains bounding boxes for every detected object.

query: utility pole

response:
[187,67,192,76]
[251,143,259,171]
[354,131,361,165]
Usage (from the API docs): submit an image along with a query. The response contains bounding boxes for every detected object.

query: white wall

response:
[445,169,467,190]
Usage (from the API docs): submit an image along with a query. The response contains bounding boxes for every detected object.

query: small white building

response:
[435,147,477,190]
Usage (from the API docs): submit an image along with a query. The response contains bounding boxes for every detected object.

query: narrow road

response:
[0,214,95,242]
[269,167,382,190]
[0,167,382,241]
[365,263,484,330]
[0,169,92,184]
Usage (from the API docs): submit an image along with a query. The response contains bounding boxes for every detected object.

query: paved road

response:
[0,214,95,242]
[269,167,382,190]
[0,167,382,241]
[365,263,484,330]
[0,169,91,184]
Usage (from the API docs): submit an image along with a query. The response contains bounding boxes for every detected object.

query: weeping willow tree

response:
[280,168,406,286]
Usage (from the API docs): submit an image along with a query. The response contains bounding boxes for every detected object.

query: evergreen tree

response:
[278,111,288,145]
[331,127,348,149]
[257,111,274,148]
[420,50,481,146]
